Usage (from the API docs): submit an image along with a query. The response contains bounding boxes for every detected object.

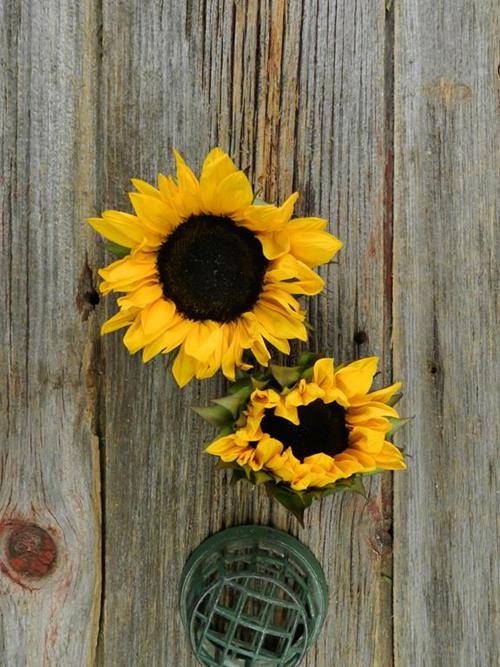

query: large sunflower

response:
[89,148,342,386]
[203,356,406,518]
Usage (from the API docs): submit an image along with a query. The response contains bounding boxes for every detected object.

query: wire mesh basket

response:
[179,525,328,666]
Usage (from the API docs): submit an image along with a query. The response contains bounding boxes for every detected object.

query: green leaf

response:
[387,392,403,407]
[386,416,412,437]
[104,241,130,258]
[270,364,301,388]
[252,197,269,206]
[212,391,249,418]
[192,405,234,427]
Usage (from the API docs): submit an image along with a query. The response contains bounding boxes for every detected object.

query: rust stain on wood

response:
[6,523,57,577]
[423,76,472,107]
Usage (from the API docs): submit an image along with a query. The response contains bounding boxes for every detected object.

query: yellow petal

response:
[313,358,335,389]
[257,230,290,260]
[117,282,163,309]
[285,379,324,407]
[173,149,201,216]
[100,308,139,335]
[374,442,407,470]
[365,381,402,405]
[266,254,324,295]
[250,388,281,410]
[88,210,153,248]
[142,316,190,362]
[140,299,177,336]
[241,193,298,232]
[347,403,399,425]
[129,192,179,236]
[172,345,198,387]
[250,335,272,366]
[122,317,147,354]
[287,218,343,268]
[205,434,248,462]
[210,170,253,216]
[131,178,162,199]
[274,402,299,425]
[348,426,385,454]
[183,321,223,361]
[335,357,379,398]
[199,148,238,210]
[248,436,283,471]
[98,253,158,292]
[338,448,376,471]
[253,302,307,341]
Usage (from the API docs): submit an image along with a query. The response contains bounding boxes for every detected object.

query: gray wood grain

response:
[0,0,101,665]
[97,1,394,665]
[393,1,499,666]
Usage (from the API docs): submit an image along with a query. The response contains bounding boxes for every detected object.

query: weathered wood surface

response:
[392,2,499,666]
[1,0,498,666]
[0,1,101,665]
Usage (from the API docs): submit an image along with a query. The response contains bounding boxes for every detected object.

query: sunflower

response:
[88,148,342,386]
[203,355,406,519]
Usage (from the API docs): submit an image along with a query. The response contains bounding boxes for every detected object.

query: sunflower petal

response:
[335,357,378,398]
[117,282,163,309]
[98,253,158,292]
[257,230,290,260]
[200,148,238,210]
[100,308,139,335]
[211,171,254,216]
[287,217,343,267]
[131,178,162,199]
[172,345,198,387]
[173,149,201,216]
[242,193,298,232]
[129,192,179,236]
[88,210,151,249]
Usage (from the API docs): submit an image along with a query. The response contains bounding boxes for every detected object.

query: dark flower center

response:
[156,215,268,322]
[261,399,349,462]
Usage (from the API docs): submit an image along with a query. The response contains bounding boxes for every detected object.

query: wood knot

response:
[7,524,56,577]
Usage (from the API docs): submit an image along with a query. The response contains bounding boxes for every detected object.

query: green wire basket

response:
[179,525,328,667]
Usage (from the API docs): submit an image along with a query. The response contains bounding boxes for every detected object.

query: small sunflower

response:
[202,355,407,521]
[88,148,342,386]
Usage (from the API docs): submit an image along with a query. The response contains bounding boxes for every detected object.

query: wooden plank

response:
[0,0,102,664]
[393,1,499,666]
[97,1,394,665]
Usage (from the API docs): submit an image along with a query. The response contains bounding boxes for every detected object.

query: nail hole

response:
[354,330,368,345]
[86,290,100,306]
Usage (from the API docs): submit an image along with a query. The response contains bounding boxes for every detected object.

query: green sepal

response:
[251,376,270,390]
[297,351,319,368]
[386,416,412,437]
[387,392,403,407]
[252,197,269,206]
[212,390,250,418]
[104,241,130,258]
[192,405,233,427]
[265,484,313,526]
[270,364,302,388]
[311,474,367,499]
[216,425,235,438]
[300,366,314,381]
[231,467,273,487]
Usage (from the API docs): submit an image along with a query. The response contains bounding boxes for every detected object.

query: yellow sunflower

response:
[88,148,342,386]
[205,356,406,493]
